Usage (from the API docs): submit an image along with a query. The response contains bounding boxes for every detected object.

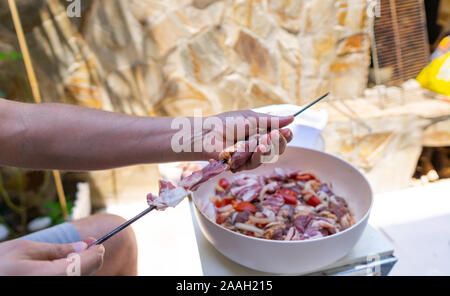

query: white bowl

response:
[192,146,373,274]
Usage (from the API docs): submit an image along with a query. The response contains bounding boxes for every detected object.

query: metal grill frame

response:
[372,0,430,85]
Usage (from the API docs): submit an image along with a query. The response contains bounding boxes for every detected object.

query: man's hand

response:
[198,110,294,171]
[0,238,105,276]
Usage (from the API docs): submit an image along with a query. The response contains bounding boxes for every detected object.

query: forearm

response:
[0,99,206,171]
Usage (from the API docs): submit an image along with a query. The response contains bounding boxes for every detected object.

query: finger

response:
[244,144,267,171]
[229,138,254,173]
[252,112,294,130]
[233,129,276,172]
[49,244,105,276]
[231,136,261,172]
[280,128,293,143]
[83,237,97,246]
[230,126,291,172]
[226,111,294,142]
[22,240,88,261]
[258,133,271,151]
[79,244,105,275]
[278,133,288,155]
[257,130,286,165]
[271,130,288,156]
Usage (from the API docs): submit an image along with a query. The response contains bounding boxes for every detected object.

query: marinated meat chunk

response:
[261,194,285,212]
[294,214,314,234]
[179,159,229,191]
[328,196,351,220]
[267,168,287,181]
[318,184,333,195]
[278,204,295,219]
[234,211,250,224]
[235,184,262,202]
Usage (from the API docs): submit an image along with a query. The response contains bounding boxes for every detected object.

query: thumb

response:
[50,244,105,276]
[253,112,294,130]
[270,114,294,129]
[78,244,105,275]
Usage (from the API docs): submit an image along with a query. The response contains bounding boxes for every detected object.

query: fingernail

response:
[72,242,87,253]
[259,144,267,153]
[97,245,105,256]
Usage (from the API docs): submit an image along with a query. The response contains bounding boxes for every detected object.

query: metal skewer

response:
[293,93,329,117]
[88,206,156,247]
[90,93,330,247]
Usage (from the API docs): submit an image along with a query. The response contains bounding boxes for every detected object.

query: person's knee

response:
[105,214,137,252]
[72,213,138,275]
[72,213,137,253]
[94,213,135,246]
[97,214,138,274]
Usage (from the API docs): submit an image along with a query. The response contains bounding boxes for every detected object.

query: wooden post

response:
[8,0,69,221]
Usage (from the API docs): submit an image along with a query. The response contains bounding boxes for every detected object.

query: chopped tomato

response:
[233,202,257,213]
[306,194,321,207]
[216,215,227,224]
[214,198,233,208]
[218,178,230,190]
[295,173,317,182]
[244,231,254,237]
[279,188,298,205]
[256,223,267,229]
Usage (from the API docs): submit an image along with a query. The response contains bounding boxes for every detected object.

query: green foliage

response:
[43,200,74,225]
[0,51,22,99]
[0,51,23,61]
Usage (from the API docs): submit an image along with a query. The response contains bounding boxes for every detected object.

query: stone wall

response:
[0,0,372,116]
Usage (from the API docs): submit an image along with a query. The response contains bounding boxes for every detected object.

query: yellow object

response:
[417,36,450,96]
[417,52,450,96]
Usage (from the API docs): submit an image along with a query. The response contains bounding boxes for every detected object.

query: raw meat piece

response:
[261,194,285,212]
[179,159,229,191]
[328,196,350,220]
[147,181,188,211]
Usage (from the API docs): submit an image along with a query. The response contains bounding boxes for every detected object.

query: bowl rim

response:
[193,146,374,244]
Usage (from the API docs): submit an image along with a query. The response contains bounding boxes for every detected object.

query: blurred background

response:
[0,0,449,275]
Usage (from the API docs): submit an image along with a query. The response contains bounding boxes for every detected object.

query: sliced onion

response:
[259,182,278,200]
[255,212,264,218]
[215,185,225,193]
[230,179,258,195]
[296,181,306,187]
[217,204,233,213]
[295,204,314,214]
[317,191,330,206]
[249,215,275,224]
[264,221,282,229]
[303,180,316,194]
[284,227,295,241]
[235,223,264,235]
[262,208,275,218]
